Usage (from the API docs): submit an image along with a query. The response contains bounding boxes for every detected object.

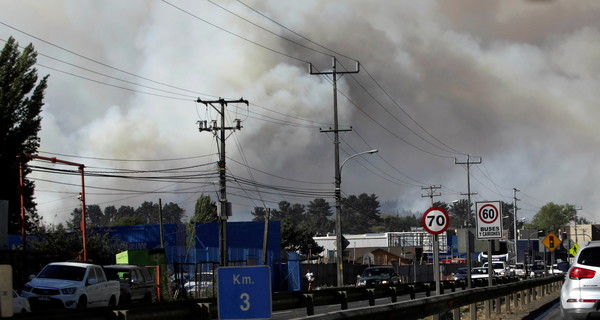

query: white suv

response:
[560,241,600,320]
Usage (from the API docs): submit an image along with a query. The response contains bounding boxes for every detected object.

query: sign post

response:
[422,207,450,296]
[476,201,502,287]
[217,266,271,320]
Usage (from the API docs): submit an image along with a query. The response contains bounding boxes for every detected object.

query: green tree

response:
[531,203,577,234]
[29,223,126,264]
[280,219,323,256]
[304,198,333,235]
[448,199,472,228]
[340,193,381,234]
[0,37,49,234]
[376,214,420,232]
[190,194,217,223]
[161,202,185,223]
[136,201,159,224]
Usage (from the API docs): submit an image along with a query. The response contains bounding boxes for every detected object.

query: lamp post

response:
[335,149,378,287]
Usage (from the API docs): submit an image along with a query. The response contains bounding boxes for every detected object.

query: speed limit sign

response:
[475,201,502,239]
[422,207,450,235]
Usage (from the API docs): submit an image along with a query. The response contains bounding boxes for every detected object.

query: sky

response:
[2,0,600,227]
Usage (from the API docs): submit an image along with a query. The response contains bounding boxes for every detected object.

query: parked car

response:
[470,267,491,279]
[356,266,400,287]
[561,241,600,320]
[452,268,468,281]
[21,261,120,310]
[103,265,157,304]
[482,261,512,276]
[13,290,31,314]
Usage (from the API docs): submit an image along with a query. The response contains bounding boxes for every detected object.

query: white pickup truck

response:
[21,262,120,309]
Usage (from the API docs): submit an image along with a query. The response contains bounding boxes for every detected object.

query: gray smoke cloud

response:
[2,0,600,226]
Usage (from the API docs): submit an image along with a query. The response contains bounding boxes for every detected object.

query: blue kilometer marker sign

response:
[217,266,272,320]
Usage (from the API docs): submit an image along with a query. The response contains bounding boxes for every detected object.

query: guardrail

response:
[11,276,562,320]
[294,275,563,320]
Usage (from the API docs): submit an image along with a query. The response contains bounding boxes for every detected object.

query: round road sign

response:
[478,204,499,224]
[422,207,450,235]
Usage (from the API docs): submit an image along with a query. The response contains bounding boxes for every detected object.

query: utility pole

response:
[309,57,359,287]
[454,155,481,289]
[197,97,249,267]
[421,185,442,296]
[513,188,520,264]
[421,185,442,206]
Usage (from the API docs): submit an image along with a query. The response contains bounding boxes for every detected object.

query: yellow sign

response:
[569,243,580,257]
[541,232,561,252]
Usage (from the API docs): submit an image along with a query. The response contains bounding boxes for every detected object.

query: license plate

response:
[38,295,50,301]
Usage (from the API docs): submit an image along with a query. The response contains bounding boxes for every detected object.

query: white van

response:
[482,261,512,277]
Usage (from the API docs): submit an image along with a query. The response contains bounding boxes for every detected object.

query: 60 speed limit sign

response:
[422,207,450,235]
[475,201,502,239]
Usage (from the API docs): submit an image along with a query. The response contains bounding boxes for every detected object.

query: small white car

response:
[13,290,31,313]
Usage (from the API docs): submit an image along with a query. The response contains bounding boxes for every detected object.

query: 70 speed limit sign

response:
[476,201,502,239]
[422,207,450,235]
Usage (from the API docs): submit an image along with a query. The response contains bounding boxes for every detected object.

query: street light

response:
[335,149,378,286]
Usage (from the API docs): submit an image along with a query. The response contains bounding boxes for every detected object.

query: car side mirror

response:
[29,274,35,281]
[87,278,98,286]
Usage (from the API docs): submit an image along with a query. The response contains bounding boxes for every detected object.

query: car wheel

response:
[77,296,87,309]
[108,296,117,307]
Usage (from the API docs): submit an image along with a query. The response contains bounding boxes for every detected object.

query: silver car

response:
[560,241,600,320]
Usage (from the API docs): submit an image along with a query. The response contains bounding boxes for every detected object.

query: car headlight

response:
[356,280,366,286]
[381,280,389,284]
[61,287,77,295]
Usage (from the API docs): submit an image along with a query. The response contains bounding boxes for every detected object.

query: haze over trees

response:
[0,37,48,234]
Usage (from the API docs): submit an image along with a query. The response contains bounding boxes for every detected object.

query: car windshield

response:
[104,268,130,281]
[362,268,391,277]
[38,265,86,281]
[492,263,504,269]
[472,268,488,274]
[578,247,600,267]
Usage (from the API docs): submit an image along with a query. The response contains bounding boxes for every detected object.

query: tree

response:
[280,219,323,256]
[136,201,159,224]
[190,194,217,223]
[304,198,334,235]
[29,223,127,264]
[0,37,49,234]
[340,193,382,234]
[448,199,472,228]
[161,202,185,223]
[531,203,577,234]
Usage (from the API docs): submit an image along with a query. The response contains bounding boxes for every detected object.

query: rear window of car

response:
[578,247,600,267]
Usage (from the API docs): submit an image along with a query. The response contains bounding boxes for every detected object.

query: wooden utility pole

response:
[454,155,481,289]
[197,97,248,267]
[309,57,359,287]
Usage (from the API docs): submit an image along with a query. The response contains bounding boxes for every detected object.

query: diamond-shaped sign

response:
[542,232,561,252]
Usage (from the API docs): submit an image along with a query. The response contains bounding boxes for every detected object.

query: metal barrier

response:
[12,276,562,320]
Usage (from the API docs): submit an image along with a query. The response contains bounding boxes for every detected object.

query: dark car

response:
[356,266,400,287]
[452,267,468,280]
[103,265,157,305]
